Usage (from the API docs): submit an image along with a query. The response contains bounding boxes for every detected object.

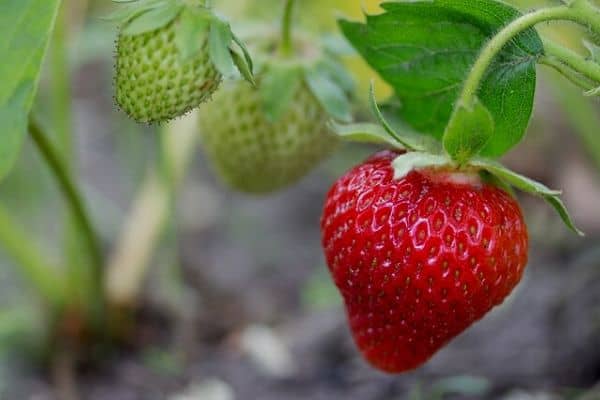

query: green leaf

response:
[443,97,494,165]
[368,84,431,152]
[543,195,585,237]
[103,4,143,22]
[315,57,355,93]
[121,3,182,35]
[471,159,560,196]
[322,34,355,56]
[175,7,211,61]
[305,66,352,122]
[472,158,584,236]
[229,32,255,85]
[392,152,451,180]
[175,8,254,84]
[231,32,254,77]
[329,121,406,148]
[104,0,167,24]
[231,49,256,86]
[0,0,63,181]
[339,0,544,157]
[480,170,516,197]
[260,63,302,122]
[209,18,235,77]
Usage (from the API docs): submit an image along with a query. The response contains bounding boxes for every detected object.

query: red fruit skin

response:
[320,151,529,373]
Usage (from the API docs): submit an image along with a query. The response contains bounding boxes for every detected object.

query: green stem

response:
[280,0,296,57]
[459,5,600,106]
[0,203,65,306]
[539,55,596,90]
[547,72,600,171]
[543,38,600,84]
[28,117,103,284]
[50,5,73,162]
[51,1,88,315]
[571,0,600,31]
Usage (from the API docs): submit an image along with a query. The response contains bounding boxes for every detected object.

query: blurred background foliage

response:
[0,0,599,398]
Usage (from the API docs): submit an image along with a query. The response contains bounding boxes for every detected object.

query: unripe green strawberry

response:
[199,78,339,193]
[198,16,354,193]
[116,18,220,123]
[110,0,255,124]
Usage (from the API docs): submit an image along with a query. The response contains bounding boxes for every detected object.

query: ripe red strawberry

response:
[320,150,529,373]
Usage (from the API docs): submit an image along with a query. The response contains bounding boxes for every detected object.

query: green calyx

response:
[249,0,353,123]
[107,0,254,85]
[331,84,584,237]
[252,36,354,123]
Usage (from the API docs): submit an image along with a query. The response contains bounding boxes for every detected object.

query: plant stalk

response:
[50,5,73,160]
[542,38,600,84]
[571,0,600,30]
[539,55,596,91]
[546,72,600,171]
[28,117,103,286]
[459,5,600,107]
[280,0,296,57]
[50,0,92,319]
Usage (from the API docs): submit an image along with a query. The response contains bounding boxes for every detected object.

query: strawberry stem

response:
[459,3,600,108]
[542,38,600,84]
[539,55,596,91]
[280,0,296,57]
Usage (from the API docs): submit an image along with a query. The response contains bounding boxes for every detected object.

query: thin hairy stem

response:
[460,5,600,106]
[543,38,600,84]
[539,55,596,90]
